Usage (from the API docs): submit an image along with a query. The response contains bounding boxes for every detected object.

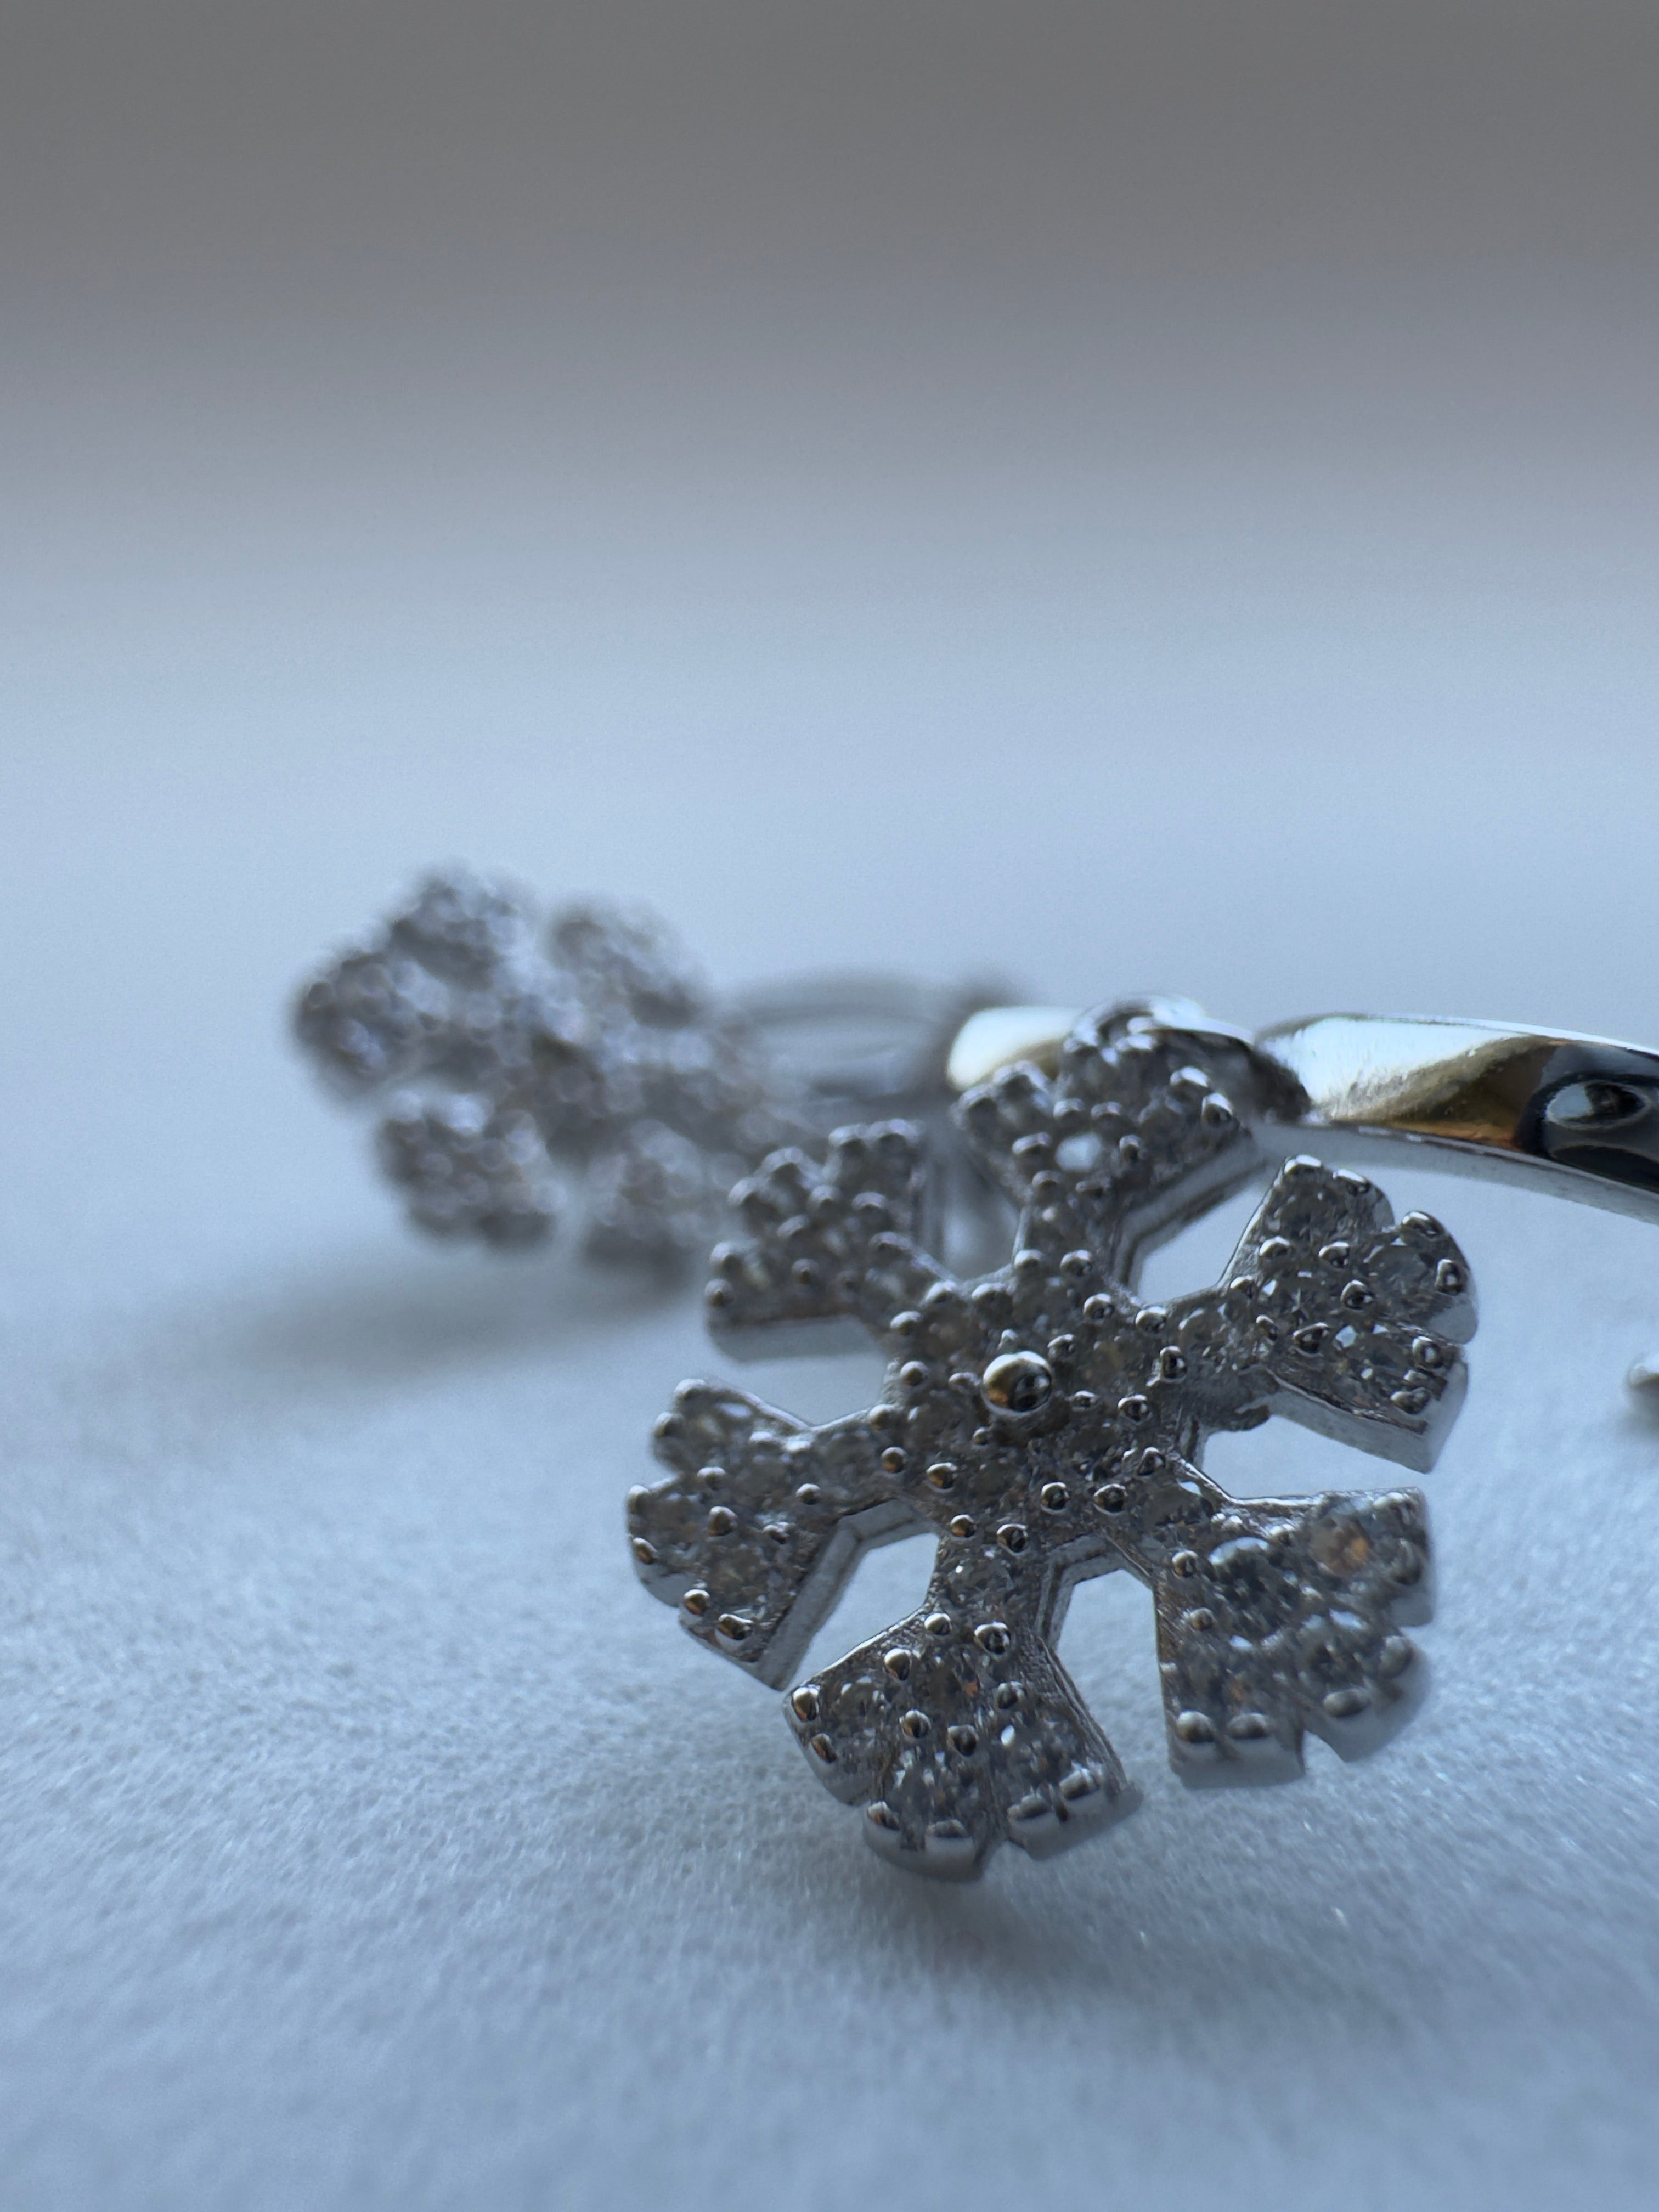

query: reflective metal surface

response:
[1258,1013,1659,1222]
[949,1003,1659,1226]
[945,1003,1115,1091]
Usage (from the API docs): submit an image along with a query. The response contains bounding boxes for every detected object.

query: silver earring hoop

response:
[293,867,1005,1266]
[629,996,1659,1880]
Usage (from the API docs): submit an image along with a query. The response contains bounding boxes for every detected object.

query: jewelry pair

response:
[300,875,1659,1882]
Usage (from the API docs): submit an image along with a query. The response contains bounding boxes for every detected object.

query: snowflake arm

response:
[704,1122,946,1355]
[294,940,454,1096]
[583,1123,731,1263]
[548,899,707,1025]
[375,1093,558,1245]
[785,1539,1136,1878]
[1163,1156,1476,1471]
[957,1004,1302,1282]
[628,1386,921,1687]
[292,869,543,1094]
[1094,1447,1433,1782]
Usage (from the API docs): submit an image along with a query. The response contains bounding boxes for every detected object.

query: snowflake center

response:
[980,1350,1054,1414]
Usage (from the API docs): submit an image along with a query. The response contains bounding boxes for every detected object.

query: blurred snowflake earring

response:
[294,867,1001,1267]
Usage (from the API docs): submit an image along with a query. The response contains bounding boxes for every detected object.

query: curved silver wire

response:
[735,970,1020,1115]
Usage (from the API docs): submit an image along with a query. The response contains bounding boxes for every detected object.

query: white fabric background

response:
[3,6,1658,2207]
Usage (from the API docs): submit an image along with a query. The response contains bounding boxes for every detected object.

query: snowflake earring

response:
[630,996,1659,1879]
[294,867,1002,1266]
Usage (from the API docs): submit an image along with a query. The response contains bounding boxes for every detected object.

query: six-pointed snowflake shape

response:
[629,1001,1477,1878]
[295,868,806,1261]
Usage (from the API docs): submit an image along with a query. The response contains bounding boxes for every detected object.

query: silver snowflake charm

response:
[295,869,807,1262]
[629,1001,1477,1878]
